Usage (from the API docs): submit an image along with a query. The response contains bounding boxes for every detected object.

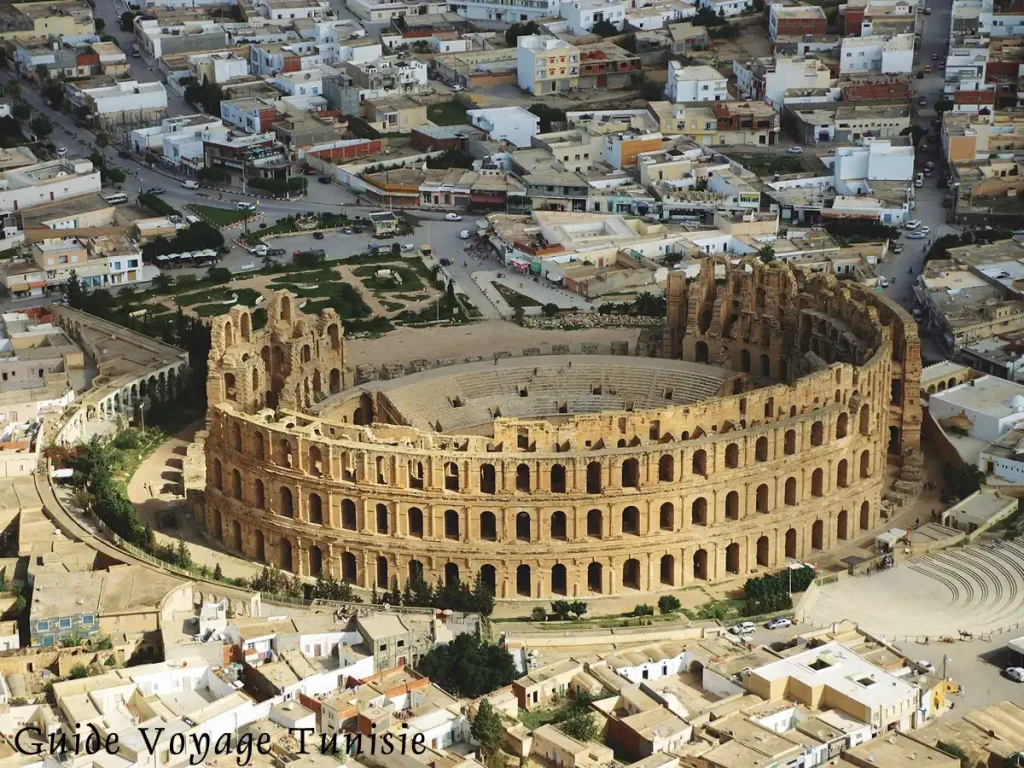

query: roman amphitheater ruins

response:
[197,259,923,601]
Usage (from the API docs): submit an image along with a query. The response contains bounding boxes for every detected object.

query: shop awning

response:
[7,283,28,292]
[28,281,47,289]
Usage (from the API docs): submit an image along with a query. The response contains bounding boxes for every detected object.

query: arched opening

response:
[756,536,769,566]
[725,443,739,468]
[811,421,824,446]
[254,479,266,510]
[341,499,356,530]
[888,426,900,455]
[860,450,871,478]
[693,549,708,580]
[408,507,424,538]
[252,369,260,405]
[837,510,849,541]
[837,459,849,488]
[480,464,496,494]
[761,354,770,377]
[811,468,823,497]
[280,295,292,323]
[376,503,389,534]
[695,341,709,363]
[587,509,603,538]
[785,477,796,505]
[550,511,567,540]
[660,502,674,531]
[740,349,751,372]
[660,554,675,586]
[409,461,424,490]
[375,456,387,485]
[255,531,265,563]
[330,369,341,394]
[516,464,531,492]
[224,373,237,402]
[480,511,497,541]
[812,520,824,550]
[309,446,323,477]
[212,509,222,541]
[308,493,323,525]
[516,512,531,542]
[784,429,796,455]
[342,552,357,583]
[444,462,460,491]
[444,510,460,540]
[692,449,707,475]
[279,487,294,518]
[756,484,769,513]
[725,491,739,520]
[329,324,341,351]
[254,436,265,461]
[232,521,242,551]
[231,423,242,452]
[280,539,293,572]
[621,458,640,488]
[891,378,902,405]
[409,559,424,584]
[860,404,870,435]
[231,469,242,500]
[755,436,768,462]
[516,565,531,597]
[860,501,870,530]
[212,459,222,490]
[785,528,797,559]
[588,562,603,593]
[836,412,848,439]
[622,558,641,590]
[659,454,674,482]
[301,344,312,364]
[725,543,740,574]
[277,440,292,468]
[309,546,323,578]
[479,564,496,596]
[622,506,640,535]
[550,464,566,493]
[692,497,708,526]
[587,461,602,494]
[551,564,567,596]
[376,557,389,589]
[444,563,460,586]
[313,369,322,398]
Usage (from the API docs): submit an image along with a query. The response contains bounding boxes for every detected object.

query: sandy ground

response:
[345,321,643,370]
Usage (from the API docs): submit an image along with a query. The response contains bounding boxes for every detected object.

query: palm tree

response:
[758,244,776,264]
[154,272,175,293]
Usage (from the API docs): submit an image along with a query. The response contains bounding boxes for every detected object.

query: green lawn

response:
[427,101,469,126]
[492,282,541,308]
[380,299,405,312]
[730,153,805,177]
[352,263,425,292]
[187,204,253,227]
[175,287,261,307]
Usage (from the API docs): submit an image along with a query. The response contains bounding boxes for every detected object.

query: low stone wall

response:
[520,314,663,330]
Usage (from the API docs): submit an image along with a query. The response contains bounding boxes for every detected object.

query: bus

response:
[103,193,129,205]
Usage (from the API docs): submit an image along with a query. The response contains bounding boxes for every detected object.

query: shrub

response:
[531,606,547,622]
[632,604,654,616]
[658,595,681,614]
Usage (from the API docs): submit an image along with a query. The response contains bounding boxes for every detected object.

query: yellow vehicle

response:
[924,65,932,73]
[420,244,433,257]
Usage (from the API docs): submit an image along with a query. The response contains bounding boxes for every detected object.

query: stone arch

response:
[660,502,674,531]
[551,563,567,596]
[280,295,293,323]
[313,369,322,398]
[308,493,323,525]
[231,422,242,452]
[692,497,708,526]
[231,469,242,500]
[516,463,531,492]
[860,500,870,530]
[232,520,242,551]
[725,542,740,573]
[550,511,567,540]
[659,454,674,482]
[756,535,769,566]
[622,506,640,535]
[784,429,796,454]
[622,558,641,590]
[740,349,751,372]
[444,562,460,586]
[725,491,739,520]
[341,499,356,530]
[223,319,235,348]
[587,461,602,493]
[280,538,293,572]
[693,549,708,580]
[240,312,251,341]
[516,564,531,597]
[837,459,849,488]
[785,528,797,558]
[860,404,871,435]
[309,546,323,578]
[444,462,460,491]
[444,509,460,539]
[836,412,848,439]
[587,509,603,537]
[811,421,824,446]
[860,449,871,478]
[376,503,389,534]
[837,509,849,541]
[695,341,709,364]
[212,509,222,540]
[755,436,768,462]
[328,323,341,351]
[342,552,357,582]
[308,446,323,477]
[212,458,222,490]
[587,562,603,593]
[550,464,567,493]
[660,554,675,586]
[812,519,824,550]
[279,487,294,518]
[255,530,265,563]
[330,369,342,394]
[254,479,265,509]
[376,556,389,588]
[479,564,496,596]
[621,458,640,488]
[692,449,707,475]
[408,507,424,537]
[756,483,769,513]
[725,443,739,468]
[480,511,497,541]
[785,477,797,505]
[811,468,823,496]
[480,464,496,494]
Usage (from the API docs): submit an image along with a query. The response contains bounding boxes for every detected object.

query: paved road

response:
[873,0,958,315]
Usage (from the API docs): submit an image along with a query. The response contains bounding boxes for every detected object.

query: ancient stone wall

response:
[200,265,920,602]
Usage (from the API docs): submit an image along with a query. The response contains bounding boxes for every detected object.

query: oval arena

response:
[197,259,922,601]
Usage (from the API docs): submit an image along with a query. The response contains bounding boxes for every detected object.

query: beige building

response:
[530,725,614,768]
[517,35,580,96]
[513,660,584,710]
[363,97,428,134]
[0,0,94,41]
[943,110,1024,164]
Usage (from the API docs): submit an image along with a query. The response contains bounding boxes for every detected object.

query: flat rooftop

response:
[930,375,1024,420]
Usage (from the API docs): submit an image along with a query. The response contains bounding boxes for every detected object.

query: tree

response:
[95,131,110,149]
[632,604,654,616]
[471,699,505,768]
[658,595,681,614]
[154,272,176,293]
[33,64,49,83]
[95,17,106,32]
[631,292,665,317]
[531,606,547,622]
[505,21,540,46]
[213,562,223,581]
[942,462,985,502]
[758,244,775,264]
[542,302,559,317]
[528,104,567,133]
[30,115,52,139]
[900,125,926,146]
[120,10,139,31]
[69,664,90,679]
[415,634,517,698]
[206,266,232,283]
[550,600,572,620]
[184,79,224,115]
[591,19,619,37]
[64,270,85,308]
[560,712,598,743]
[12,103,30,121]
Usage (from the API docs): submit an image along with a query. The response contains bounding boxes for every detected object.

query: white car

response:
[907,231,927,239]
[57,147,67,157]
[445,213,462,221]
[916,660,936,673]
[730,621,756,635]
[905,220,922,230]
[766,617,793,630]
[460,229,472,239]
[787,146,804,154]
[918,226,930,235]
[879,277,889,288]
[1004,667,1024,682]
[401,243,415,252]
[236,201,257,211]
[450,84,464,92]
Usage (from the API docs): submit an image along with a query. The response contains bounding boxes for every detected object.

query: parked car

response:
[268,248,286,257]
[146,187,166,195]
[450,83,464,92]
[915,172,924,187]
[401,243,415,252]
[923,65,932,73]
[919,225,931,235]
[1004,667,1024,682]
[905,219,922,229]
[236,201,257,211]
[918,97,928,107]
[317,175,332,184]
[445,213,462,221]
[731,621,756,635]
[908,231,927,239]
[916,70,925,79]
[56,147,67,157]
[916,660,936,673]
[460,229,471,239]
[879,276,889,288]
[439,257,452,266]
[892,242,904,253]
[766,617,793,630]
[787,146,804,154]
[931,52,939,60]
[313,231,325,240]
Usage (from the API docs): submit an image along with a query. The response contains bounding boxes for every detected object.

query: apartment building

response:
[842,0,917,35]
[559,0,626,34]
[249,41,323,76]
[134,18,228,59]
[768,2,828,42]
[840,33,914,74]
[467,107,541,148]
[346,0,447,22]
[943,109,1024,163]
[254,0,332,22]
[734,55,832,107]
[14,40,127,80]
[786,101,911,143]
[220,97,285,133]
[668,22,710,54]
[577,41,640,90]
[0,159,101,213]
[665,62,729,102]
[189,52,249,83]
[343,56,428,98]
[517,35,580,95]
[67,79,168,128]
[0,0,94,41]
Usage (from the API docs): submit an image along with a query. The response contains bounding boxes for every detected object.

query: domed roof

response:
[1009,394,1024,412]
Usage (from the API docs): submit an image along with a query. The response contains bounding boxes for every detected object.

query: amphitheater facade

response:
[197,259,923,601]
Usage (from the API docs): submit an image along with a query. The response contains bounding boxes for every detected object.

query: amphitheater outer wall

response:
[197,262,921,601]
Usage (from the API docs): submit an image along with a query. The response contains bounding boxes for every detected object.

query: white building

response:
[269,70,324,97]
[624,0,695,29]
[833,139,915,186]
[559,0,627,34]
[72,79,168,124]
[840,33,914,74]
[188,52,249,84]
[450,0,559,22]
[255,0,332,21]
[929,376,1024,444]
[734,55,832,108]
[0,160,102,213]
[697,0,752,17]
[665,62,729,102]
[130,114,226,155]
[467,107,540,148]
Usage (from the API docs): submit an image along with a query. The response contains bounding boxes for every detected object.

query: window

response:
[397,640,405,647]
[36,621,48,632]
[379,644,387,652]
[82,615,95,626]
[59,618,72,629]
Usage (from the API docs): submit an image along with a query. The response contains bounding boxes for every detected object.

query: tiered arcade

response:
[199,260,922,601]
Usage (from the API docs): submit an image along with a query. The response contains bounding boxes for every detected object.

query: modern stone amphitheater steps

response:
[909,558,963,604]
[956,547,1021,624]
[931,551,995,610]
